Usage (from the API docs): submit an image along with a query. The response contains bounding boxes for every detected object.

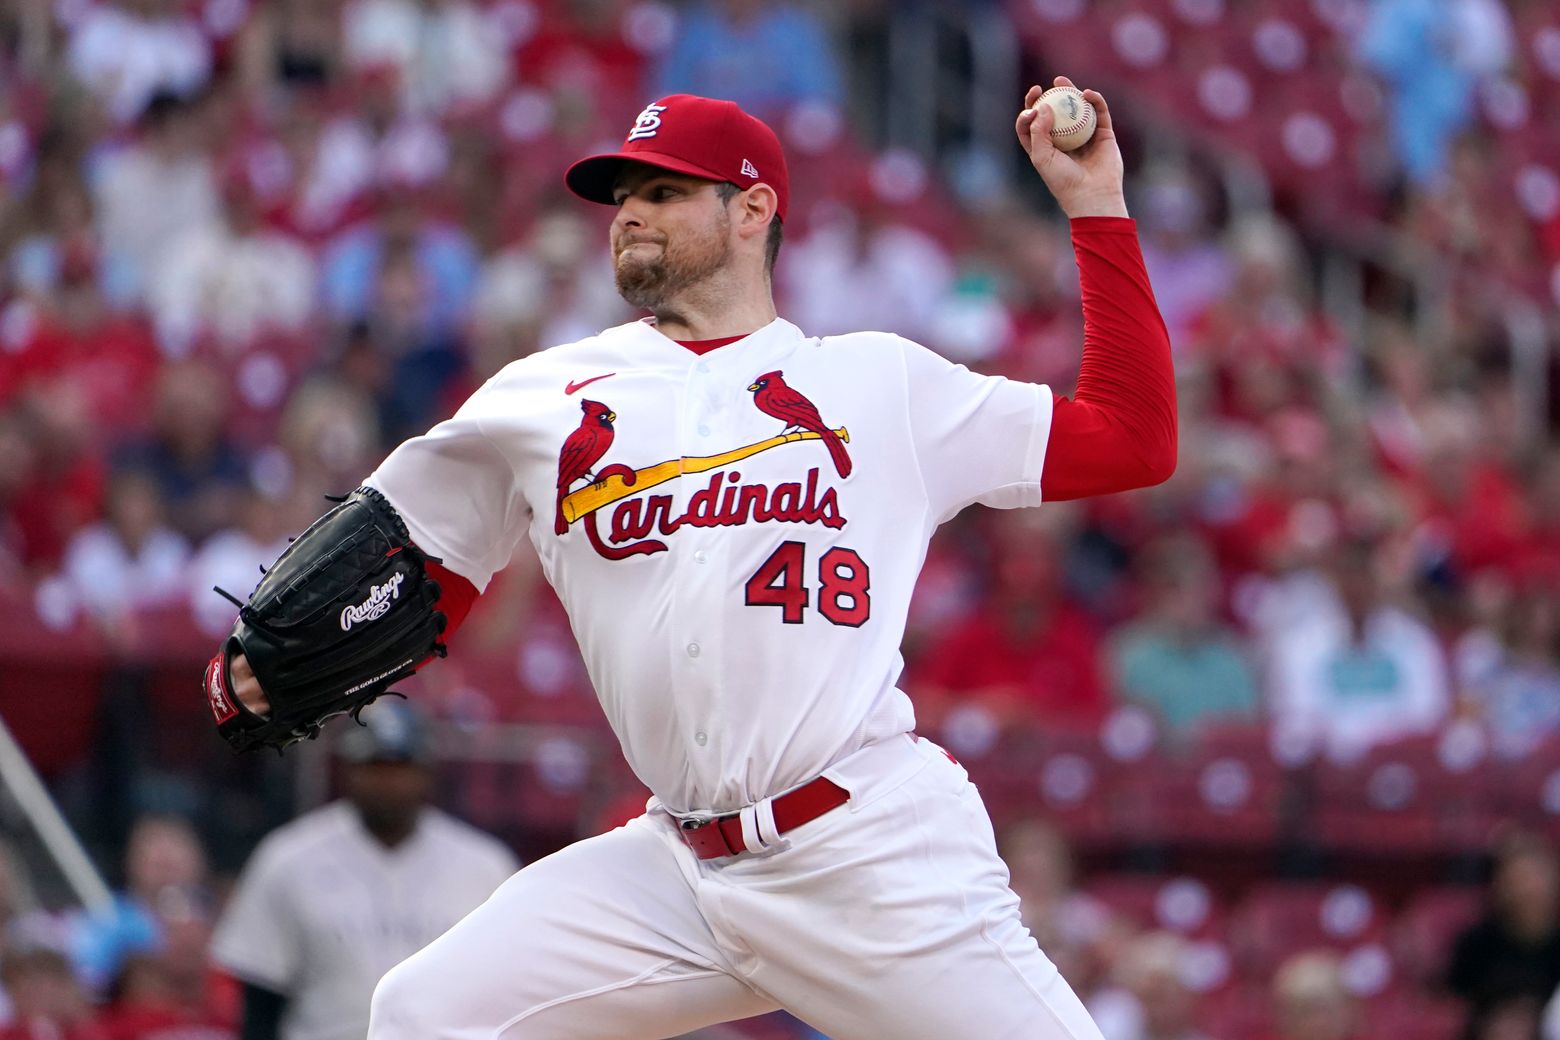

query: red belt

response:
[677,776,850,859]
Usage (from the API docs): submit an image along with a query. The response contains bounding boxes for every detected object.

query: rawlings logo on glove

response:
[341,572,406,630]
[204,656,238,724]
[205,487,446,753]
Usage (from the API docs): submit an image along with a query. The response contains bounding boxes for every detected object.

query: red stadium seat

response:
[1230,882,1388,979]
[1491,738,1560,843]
[1198,983,1273,1039]
[0,651,105,776]
[1085,873,1227,938]
[968,727,1116,844]
[1110,722,1283,849]
[1364,991,1465,1040]
[1310,736,1498,857]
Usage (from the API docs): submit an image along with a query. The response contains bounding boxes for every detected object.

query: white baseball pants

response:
[368,734,1106,1040]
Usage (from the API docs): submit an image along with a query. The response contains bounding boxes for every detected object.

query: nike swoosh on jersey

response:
[565,373,617,394]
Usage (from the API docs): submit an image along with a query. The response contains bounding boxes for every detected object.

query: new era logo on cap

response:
[564,95,791,222]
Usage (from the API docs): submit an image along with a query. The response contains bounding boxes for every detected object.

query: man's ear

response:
[736,184,779,242]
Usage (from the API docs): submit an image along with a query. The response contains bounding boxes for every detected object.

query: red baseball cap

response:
[565,95,789,222]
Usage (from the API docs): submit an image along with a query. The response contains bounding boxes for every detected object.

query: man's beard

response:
[614,223,731,310]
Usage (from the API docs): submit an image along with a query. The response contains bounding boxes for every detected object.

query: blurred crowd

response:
[1,0,1559,1036]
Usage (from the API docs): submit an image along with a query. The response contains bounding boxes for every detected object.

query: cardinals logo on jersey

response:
[748,371,852,478]
[554,375,853,561]
[555,399,616,535]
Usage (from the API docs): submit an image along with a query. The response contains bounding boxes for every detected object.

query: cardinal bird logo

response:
[747,371,852,479]
[555,399,616,534]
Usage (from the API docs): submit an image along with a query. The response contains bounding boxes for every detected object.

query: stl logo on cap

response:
[626,103,668,142]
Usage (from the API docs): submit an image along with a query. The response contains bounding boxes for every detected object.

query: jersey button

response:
[686,642,701,658]
[694,550,708,564]
[697,424,711,437]
[695,731,708,747]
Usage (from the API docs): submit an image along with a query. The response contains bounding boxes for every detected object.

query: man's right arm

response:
[229,556,479,717]
[222,388,524,721]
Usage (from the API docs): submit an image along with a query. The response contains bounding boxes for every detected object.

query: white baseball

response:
[1032,85,1096,152]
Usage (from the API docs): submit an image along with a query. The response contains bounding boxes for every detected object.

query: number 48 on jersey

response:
[744,541,871,627]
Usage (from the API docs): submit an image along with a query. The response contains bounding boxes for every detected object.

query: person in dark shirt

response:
[1448,829,1560,1040]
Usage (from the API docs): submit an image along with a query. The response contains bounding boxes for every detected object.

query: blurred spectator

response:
[781,156,956,347]
[211,702,516,1040]
[52,469,189,627]
[652,0,842,118]
[1187,215,1343,423]
[352,245,464,441]
[1108,533,1259,740]
[0,384,105,574]
[1133,165,1231,353]
[66,0,213,126]
[1267,534,1451,761]
[1453,574,1560,759]
[1362,318,1440,479]
[185,484,299,637]
[2,243,160,435]
[1447,830,1560,1040]
[1358,0,1513,184]
[320,181,477,338]
[234,0,344,101]
[8,155,134,305]
[0,946,106,1040]
[1269,950,1358,1040]
[97,886,235,1040]
[341,0,509,116]
[70,816,208,999]
[967,203,1082,386]
[1473,998,1544,1040]
[515,0,652,126]
[914,513,1107,734]
[1400,400,1529,583]
[253,80,407,247]
[114,362,249,544]
[92,92,220,308]
[1088,932,1208,1040]
[469,211,627,379]
[274,364,381,491]
[147,157,316,354]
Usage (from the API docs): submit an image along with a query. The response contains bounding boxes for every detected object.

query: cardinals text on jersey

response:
[553,371,853,561]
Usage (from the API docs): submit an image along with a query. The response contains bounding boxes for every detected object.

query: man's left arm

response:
[1016,78,1178,500]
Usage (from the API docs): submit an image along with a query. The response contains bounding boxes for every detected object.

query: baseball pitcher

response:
[204,79,1176,1038]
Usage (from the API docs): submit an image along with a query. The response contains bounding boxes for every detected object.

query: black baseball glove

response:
[203,486,447,752]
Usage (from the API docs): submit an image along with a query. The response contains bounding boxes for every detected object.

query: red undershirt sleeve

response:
[424,558,478,652]
[1039,216,1178,501]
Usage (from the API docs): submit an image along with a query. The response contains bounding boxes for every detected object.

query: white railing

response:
[0,714,113,912]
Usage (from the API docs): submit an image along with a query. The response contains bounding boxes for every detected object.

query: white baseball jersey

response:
[368,316,1053,813]
[211,802,517,1040]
